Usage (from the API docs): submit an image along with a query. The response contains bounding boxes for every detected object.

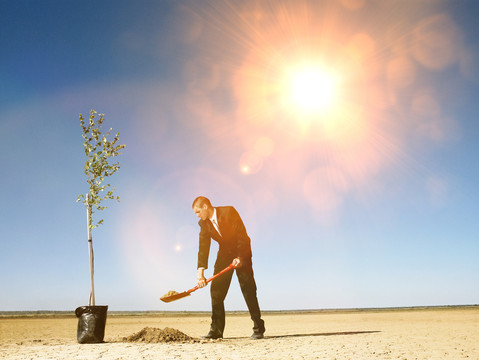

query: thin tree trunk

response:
[86,193,95,306]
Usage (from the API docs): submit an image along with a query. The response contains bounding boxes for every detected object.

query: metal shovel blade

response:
[160,291,191,303]
[160,262,237,303]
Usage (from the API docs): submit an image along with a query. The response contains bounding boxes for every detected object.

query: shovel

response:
[160,262,237,303]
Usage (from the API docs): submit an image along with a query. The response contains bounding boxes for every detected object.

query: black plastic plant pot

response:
[75,305,108,343]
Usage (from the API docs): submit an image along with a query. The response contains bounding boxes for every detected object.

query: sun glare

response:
[287,66,338,113]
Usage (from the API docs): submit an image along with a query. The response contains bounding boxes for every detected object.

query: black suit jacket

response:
[197,206,252,269]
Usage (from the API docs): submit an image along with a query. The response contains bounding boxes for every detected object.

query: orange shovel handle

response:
[186,262,237,294]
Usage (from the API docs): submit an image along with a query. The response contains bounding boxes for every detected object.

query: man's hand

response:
[197,267,207,288]
[233,257,241,267]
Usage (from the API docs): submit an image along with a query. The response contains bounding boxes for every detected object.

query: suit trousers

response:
[209,255,264,335]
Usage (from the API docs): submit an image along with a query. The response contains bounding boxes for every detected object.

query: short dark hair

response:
[192,196,212,209]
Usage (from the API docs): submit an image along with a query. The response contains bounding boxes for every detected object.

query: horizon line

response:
[1,304,478,317]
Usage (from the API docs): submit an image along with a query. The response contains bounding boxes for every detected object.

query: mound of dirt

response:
[123,327,197,343]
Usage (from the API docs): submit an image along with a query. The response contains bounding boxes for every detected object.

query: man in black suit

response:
[192,196,265,340]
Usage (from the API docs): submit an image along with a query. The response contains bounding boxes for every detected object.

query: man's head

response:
[192,196,213,220]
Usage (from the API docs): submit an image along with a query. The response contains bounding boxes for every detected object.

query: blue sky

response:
[1,0,478,312]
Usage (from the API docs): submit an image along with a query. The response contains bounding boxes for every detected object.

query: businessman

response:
[192,196,265,340]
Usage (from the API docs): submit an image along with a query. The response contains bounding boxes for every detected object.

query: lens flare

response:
[171,0,464,222]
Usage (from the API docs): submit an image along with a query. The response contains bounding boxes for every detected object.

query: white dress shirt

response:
[210,208,221,236]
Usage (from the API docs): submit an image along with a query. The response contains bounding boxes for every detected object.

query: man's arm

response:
[229,207,252,260]
[197,221,210,287]
[197,222,211,269]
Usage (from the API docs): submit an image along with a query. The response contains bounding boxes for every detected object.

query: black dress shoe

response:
[202,331,223,339]
[250,332,264,340]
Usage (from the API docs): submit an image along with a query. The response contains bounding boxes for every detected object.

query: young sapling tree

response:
[77,109,125,306]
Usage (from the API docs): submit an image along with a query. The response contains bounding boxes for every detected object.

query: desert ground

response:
[0,307,478,360]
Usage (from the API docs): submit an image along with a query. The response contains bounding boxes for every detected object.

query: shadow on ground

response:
[227,331,380,340]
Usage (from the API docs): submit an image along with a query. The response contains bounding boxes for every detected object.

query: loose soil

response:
[123,327,197,343]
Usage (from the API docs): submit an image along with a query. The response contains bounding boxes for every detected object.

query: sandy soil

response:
[1,307,478,359]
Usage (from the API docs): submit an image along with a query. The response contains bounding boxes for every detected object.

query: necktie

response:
[212,219,222,236]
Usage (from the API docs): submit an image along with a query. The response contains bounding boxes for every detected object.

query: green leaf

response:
[78,109,126,228]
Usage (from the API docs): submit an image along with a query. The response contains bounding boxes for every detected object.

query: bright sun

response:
[285,66,338,114]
